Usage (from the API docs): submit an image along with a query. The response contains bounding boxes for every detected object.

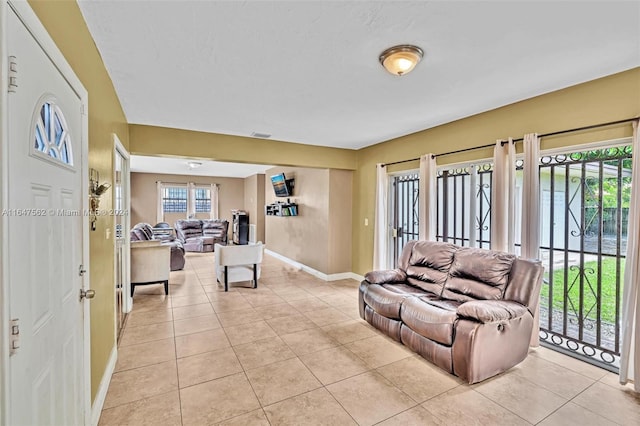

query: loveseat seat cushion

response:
[442,248,515,302]
[382,283,436,297]
[362,284,409,320]
[400,296,460,346]
[457,300,528,323]
[405,241,458,296]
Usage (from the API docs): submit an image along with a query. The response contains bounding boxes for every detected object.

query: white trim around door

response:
[0,1,90,424]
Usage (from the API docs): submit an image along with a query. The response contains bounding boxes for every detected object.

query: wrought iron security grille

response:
[194,188,211,213]
[391,174,420,266]
[538,145,631,372]
[162,187,187,213]
[436,163,494,249]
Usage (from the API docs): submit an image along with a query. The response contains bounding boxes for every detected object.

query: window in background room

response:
[162,186,187,213]
[194,187,211,213]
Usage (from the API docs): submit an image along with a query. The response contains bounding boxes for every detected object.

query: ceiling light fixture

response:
[187,161,202,170]
[251,132,272,139]
[379,44,424,76]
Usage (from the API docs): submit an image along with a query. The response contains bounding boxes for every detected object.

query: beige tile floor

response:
[100,252,640,426]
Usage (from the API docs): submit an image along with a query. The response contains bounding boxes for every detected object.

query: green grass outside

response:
[540,257,625,324]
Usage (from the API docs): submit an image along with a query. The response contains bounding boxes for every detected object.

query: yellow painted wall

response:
[129,124,357,171]
[353,68,640,275]
[244,174,266,243]
[29,0,130,401]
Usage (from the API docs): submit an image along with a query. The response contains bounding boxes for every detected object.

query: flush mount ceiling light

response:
[187,161,202,170]
[379,44,424,76]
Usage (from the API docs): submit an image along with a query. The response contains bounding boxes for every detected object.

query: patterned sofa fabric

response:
[130,223,185,271]
[175,219,228,252]
[359,240,543,384]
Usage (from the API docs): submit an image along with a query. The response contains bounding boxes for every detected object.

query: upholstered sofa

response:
[359,240,543,384]
[130,223,185,271]
[175,219,228,252]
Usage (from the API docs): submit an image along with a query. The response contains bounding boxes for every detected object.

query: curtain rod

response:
[157,181,220,187]
[510,117,638,143]
[381,116,638,167]
[381,141,498,167]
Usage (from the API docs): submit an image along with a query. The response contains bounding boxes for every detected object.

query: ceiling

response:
[79,1,639,150]
[130,156,273,178]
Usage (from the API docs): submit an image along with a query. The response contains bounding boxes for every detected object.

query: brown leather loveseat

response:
[359,240,543,384]
[175,219,229,252]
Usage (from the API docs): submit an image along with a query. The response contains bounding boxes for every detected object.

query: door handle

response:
[80,289,96,301]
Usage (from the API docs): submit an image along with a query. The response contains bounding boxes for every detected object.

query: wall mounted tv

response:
[270,173,294,197]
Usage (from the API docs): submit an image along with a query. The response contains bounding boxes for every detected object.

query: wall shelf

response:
[265,202,298,217]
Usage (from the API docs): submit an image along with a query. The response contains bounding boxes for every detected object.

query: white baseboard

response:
[91,345,117,426]
[264,249,363,282]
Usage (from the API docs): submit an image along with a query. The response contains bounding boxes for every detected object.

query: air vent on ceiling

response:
[251,132,271,139]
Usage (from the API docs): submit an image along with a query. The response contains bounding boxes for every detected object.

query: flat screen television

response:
[270,173,292,197]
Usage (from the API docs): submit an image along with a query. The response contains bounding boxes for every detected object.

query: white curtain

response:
[620,119,640,391]
[156,181,163,224]
[468,165,478,248]
[373,164,389,270]
[419,154,437,240]
[521,133,541,346]
[187,182,196,218]
[210,183,219,220]
[491,138,516,253]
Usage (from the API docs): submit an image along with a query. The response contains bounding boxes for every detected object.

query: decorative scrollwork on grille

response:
[540,145,631,165]
[437,167,469,177]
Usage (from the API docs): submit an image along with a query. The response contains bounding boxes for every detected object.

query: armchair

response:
[215,242,264,292]
[131,240,170,296]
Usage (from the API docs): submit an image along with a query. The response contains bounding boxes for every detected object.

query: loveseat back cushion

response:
[503,258,544,311]
[130,228,147,241]
[405,240,458,296]
[202,219,228,238]
[382,283,436,298]
[175,219,203,241]
[442,248,515,302]
[133,223,154,240]
[397,240,416,271]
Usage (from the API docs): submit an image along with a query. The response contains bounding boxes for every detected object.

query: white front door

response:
[7,5,86,425]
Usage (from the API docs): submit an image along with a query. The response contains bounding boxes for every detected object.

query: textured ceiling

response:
[79,1,640,149]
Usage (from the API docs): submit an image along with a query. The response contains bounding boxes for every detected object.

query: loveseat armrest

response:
[457,300,529,323]
[364,269,407,284]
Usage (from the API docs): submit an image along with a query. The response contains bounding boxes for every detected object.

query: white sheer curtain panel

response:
[187,182,196,218]
[210,183,219,220]
[419,154,437,240]
[373,164,389,270]
[491,138,516,253]
[156,181,164,224]
[521,133,541,346]
[619,119,640,391]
